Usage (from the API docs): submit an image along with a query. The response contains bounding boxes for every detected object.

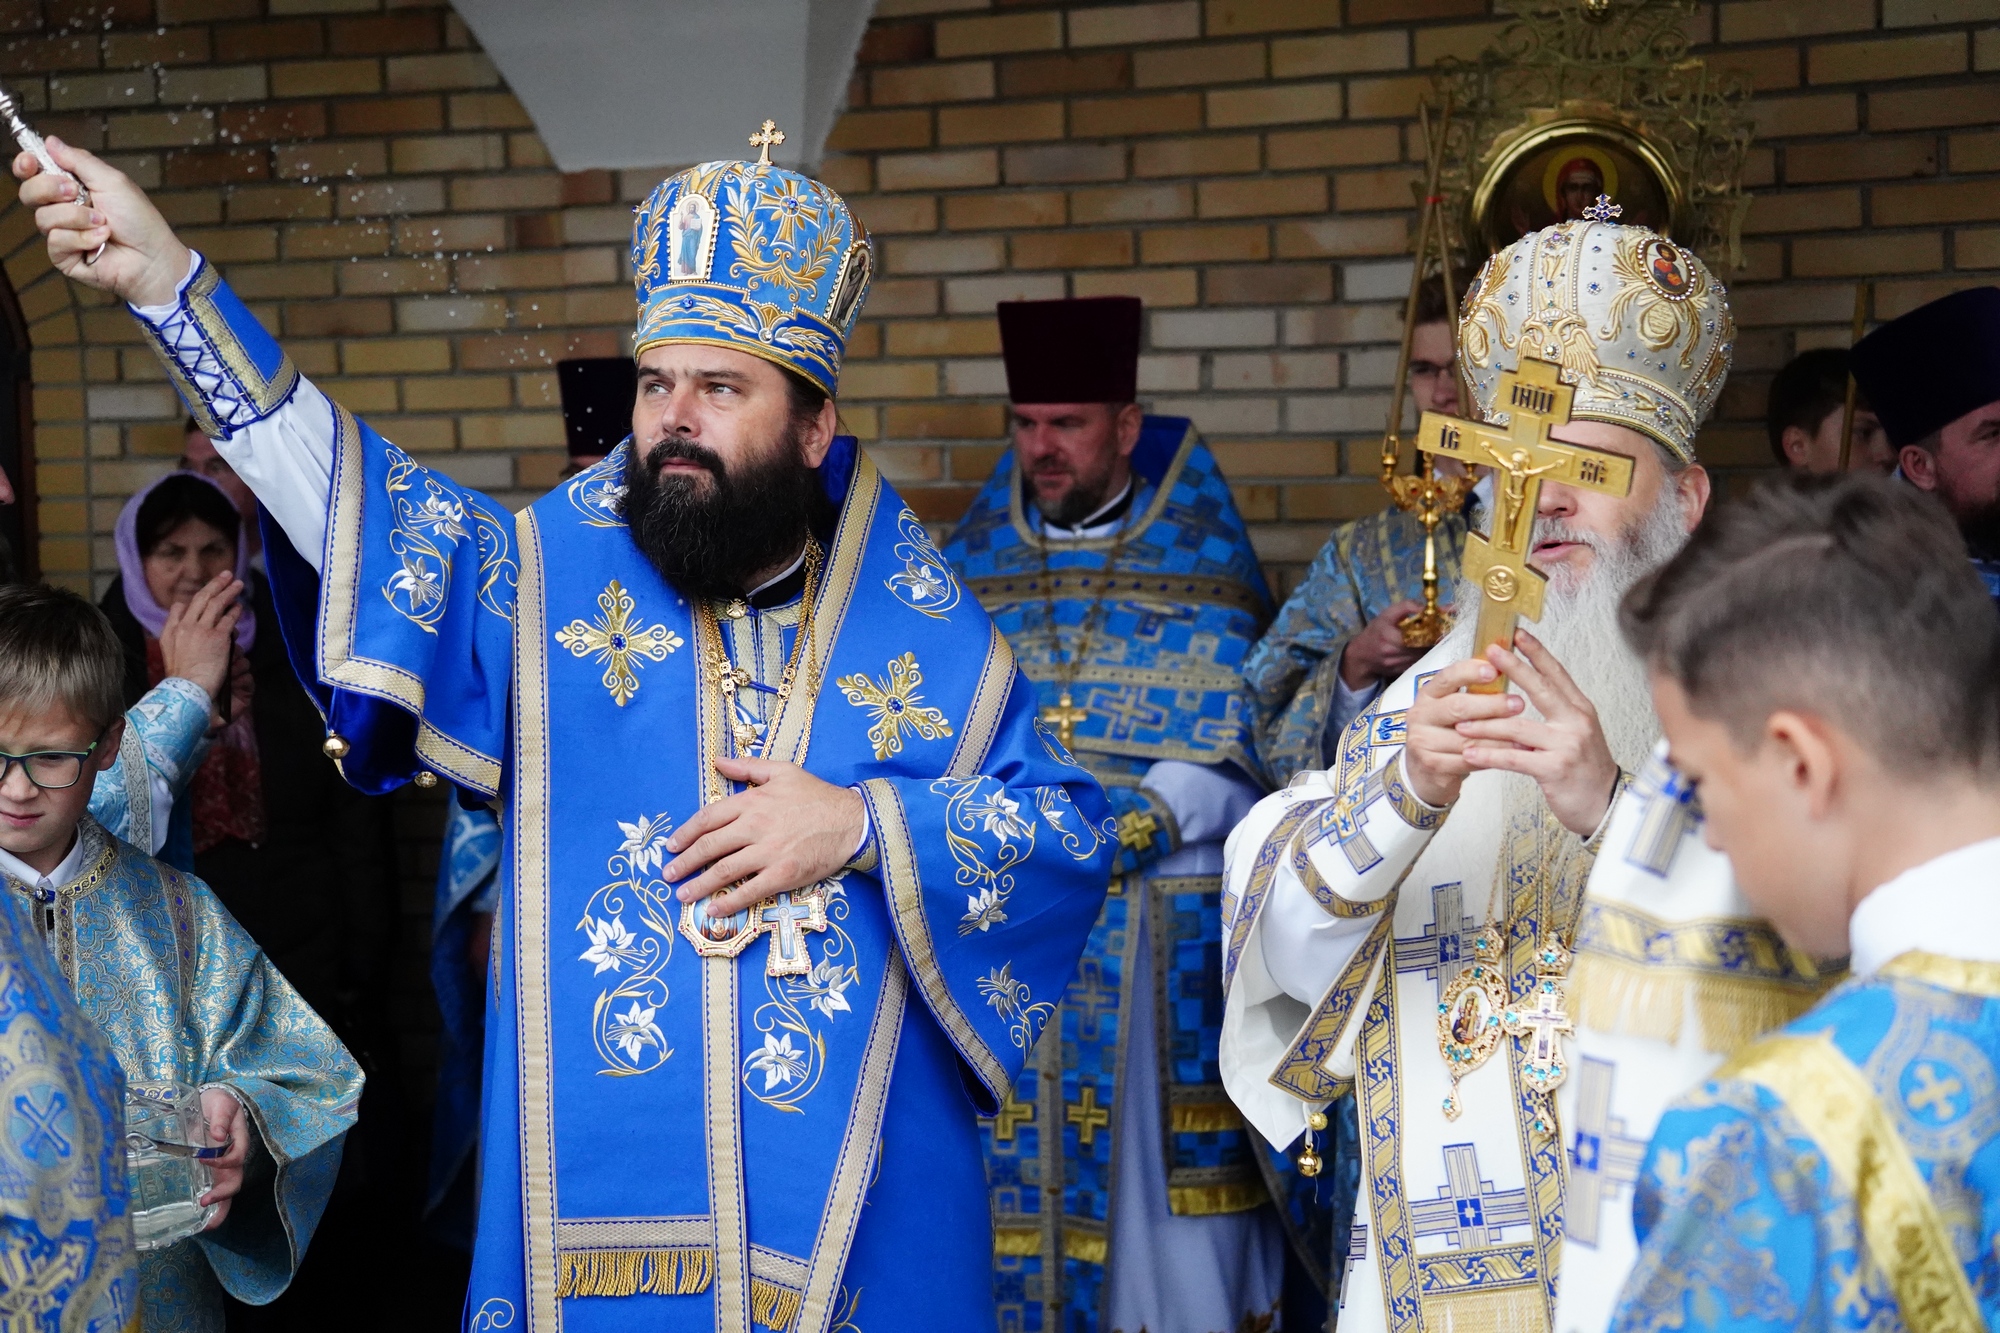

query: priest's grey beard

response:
[623,427,835,602]
[1441,481,1690,780]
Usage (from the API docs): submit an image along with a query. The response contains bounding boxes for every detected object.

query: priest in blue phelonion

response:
[943,296,1295,1333]
[17,123,1113,1333]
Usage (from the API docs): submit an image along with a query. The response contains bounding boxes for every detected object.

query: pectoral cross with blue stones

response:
[681,879,830,977]
[1415,355,1634,694]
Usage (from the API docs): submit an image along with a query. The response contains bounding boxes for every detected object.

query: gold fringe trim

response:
[751,1277,804,1332]
[1422,1283,1549,1333]
[1570,952,1828,1056]
[992,1227,1041,1257]
[1168,1180,1269,1217]
[556,1247,714,1299]
[1168,1100,1246,1134]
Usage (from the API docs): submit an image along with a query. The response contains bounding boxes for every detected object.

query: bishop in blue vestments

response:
[21,131,1112,1333]
[945,297,1288,1333]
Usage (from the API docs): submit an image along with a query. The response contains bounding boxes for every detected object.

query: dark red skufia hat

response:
[998,296,1143,404]
[557,357,639,458]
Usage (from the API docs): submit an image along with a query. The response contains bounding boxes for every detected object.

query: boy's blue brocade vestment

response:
[944,420,1300,1332]
[1615,950,2000,1333]
[1,818,360,1332]
[0,869,137,1333]
[155,266,1114,1333]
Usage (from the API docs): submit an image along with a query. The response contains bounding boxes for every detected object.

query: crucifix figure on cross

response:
[1413,353,1636,693]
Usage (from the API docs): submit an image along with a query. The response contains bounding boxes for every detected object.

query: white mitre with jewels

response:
[1459,199,1735,464]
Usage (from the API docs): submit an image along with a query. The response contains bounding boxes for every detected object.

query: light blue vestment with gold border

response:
[0,864,137,1333]
[945,419,1287,1331]
[2,819,360,1333]
[149,262,1114,1333]
[1615,951,2000,1333]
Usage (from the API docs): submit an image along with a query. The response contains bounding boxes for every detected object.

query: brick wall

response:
[10,0,2000,604]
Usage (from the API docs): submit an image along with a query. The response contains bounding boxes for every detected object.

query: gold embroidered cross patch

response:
[836,651,953,760]
[555,580,684,706]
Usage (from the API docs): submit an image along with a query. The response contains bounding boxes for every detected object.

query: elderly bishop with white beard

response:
[1218,209,1734,1333]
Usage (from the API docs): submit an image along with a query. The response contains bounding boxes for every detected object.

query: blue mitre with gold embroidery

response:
[630,121,872,398]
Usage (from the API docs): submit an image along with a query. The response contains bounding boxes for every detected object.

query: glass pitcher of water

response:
[124,1080,221,1250]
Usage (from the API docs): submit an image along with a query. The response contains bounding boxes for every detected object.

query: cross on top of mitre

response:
[749,119,786,165]
[1581,194,1623,223]
[1412,354,1635,691]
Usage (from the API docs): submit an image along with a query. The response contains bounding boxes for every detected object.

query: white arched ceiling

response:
[450,0,877,172]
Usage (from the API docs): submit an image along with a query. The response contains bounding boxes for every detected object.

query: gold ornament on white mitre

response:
[1458,208,1736,464]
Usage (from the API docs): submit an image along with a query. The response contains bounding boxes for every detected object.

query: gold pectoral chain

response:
[1033,517,1132,752]
[698,538,825,760]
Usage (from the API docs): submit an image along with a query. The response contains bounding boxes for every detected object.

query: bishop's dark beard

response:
[623,428,834,602]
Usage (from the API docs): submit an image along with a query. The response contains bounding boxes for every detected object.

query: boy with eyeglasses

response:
[0,582,361,1332]
[1609,473,2000,1331]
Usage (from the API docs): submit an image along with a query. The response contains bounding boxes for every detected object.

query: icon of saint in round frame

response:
[1468,117,1686,255]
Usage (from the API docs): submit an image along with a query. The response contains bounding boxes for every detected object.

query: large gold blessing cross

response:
[1414,355,1634,694]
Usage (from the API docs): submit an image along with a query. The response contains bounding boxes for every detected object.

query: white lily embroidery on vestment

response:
[745,1032,810,1091]
[579,915,643,975]
[608,1000,666,1063]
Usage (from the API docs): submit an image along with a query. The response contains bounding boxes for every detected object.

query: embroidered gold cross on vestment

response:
[749,119,785,165]
[1414,354,1634,693]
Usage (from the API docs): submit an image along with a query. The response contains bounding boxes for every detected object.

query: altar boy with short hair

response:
[0,582,362,1333]
[1610,472,2000,1332]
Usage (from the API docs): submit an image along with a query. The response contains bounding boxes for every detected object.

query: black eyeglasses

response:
[0,740,101,791]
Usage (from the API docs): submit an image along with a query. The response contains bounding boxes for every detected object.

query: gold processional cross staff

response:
[1413,354,1634,693]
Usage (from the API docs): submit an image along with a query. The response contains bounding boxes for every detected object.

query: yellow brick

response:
[1720,0,1875,42]
[1875,178,2000,226]
[826,109,934,153]
[939,100,1066,145]
[343,337,452,374]
[878,150,1000,192]
[285,222,392,258]
[1069,2,1202,47]
[1705,46,1801,93]
[1212,439,1343,478]
[450,92,533,130]
[1199,174,1327,218]
[1206,0,1342,35]
[945,191,1067,230]
[1132,41,1266,88]
[1207,81,1342,129]
[107,110,216,149]
[1135,134,1262,177]
[228,185,335,222]
[840,363,940,399]
[1272,31,1408,78]
[1275,215,1407,257]
[390,134,508,174]
[1870,83,2000,130]
[873,61,997,106]
[314,377,399,414]
[271,59,382,98]
[1792,231,1943,276]
[870,445,945,481]
[1752,93,1858,138]
[1979,28,2000,71]
[1071,93,1203,139]
[227,262,336,299]
[1140,224,1270,264]
[1345,75,1428,120]
[1956,227,2000,269]
[1785,136,1937,183]
[1335,166,1422,212]
[1070,183,1194,223]
[853,194,941,235]
[341,258,452,295]
[1071,267,1200,306]
[386,53,501,92]
[277,140,389,180]
[1809,32,1965,84]
[1267,124,1401,169]
[459,412,564,450]
[883,403,1007,438]
[1010,229,1135,268]
[885,318,1002,357]
[1741,189,1862,234]
[1953,129,2000,173]
[936,11,1064,58]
